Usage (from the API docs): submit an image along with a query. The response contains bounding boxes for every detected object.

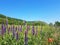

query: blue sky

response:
[0,0,60,24]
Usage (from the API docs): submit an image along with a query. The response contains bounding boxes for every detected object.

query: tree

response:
[54,21,60,27]
[49,23,53,26]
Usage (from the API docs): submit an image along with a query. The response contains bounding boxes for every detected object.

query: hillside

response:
[0,14,48,25]
[0,14,24,25]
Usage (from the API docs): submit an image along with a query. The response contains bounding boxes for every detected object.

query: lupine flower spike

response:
[20,25,22,32]
[32,25,35,35]
[12,25,15,38]
[24,30,28,45]
[1,20,4,39]
[16,31,19,40]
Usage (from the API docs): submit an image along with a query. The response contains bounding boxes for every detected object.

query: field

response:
[0,24,60,45]
[0,0,60,45]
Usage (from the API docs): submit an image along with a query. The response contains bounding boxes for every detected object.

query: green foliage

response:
[54,21,60,27]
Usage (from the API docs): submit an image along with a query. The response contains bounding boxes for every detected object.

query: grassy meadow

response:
[0,14,60,45]
[0,24,60,45]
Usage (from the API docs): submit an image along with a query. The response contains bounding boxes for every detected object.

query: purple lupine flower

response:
[4,26,6,33]
[32,25,35,35]
[1,20,6,34]
[16,32,19,40]
[12,25,15,38]
[24,30,28,45]
[15,26,17,32]
[12,30,15,38]
[1,24,4,35]
[20,25,22,32]
[1,21,4,39]
[18,25,21,32]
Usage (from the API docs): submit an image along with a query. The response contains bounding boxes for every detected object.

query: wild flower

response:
[12,25,15,38]
[16,31,19,40]
[32,25,35,35]
[24,30,28,45]
[12,30,15,38]
[20,25,22,32]
[1,21,4,39]
[4,26,6,33]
